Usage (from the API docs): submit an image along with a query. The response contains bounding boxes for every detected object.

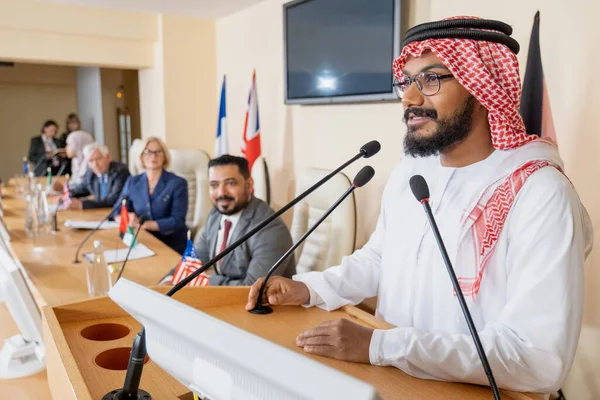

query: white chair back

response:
[252,156,271,205]
[168,149,212,236]
[290,168,356,273]
[128,138,144,176]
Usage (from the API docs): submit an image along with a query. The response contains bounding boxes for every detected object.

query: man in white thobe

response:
[246,16,594,396]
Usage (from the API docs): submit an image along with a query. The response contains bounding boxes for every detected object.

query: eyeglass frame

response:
[142,149,165,157]
[393,71,455,99]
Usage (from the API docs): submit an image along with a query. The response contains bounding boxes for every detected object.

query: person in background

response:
[65,130,94,186]
[115,137,188,254]
[57,113,81,176]
[159,155,294,286]
[28,120,65,176]
[53,143,130,210]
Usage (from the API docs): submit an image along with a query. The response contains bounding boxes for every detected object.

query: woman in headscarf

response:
[65,130,94,185]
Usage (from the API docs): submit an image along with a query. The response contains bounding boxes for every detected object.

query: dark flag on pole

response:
[520,11,557,143]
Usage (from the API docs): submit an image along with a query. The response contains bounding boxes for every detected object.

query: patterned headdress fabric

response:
[393,16,536,150]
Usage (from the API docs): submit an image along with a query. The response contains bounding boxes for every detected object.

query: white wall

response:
[0,0,156,68]
[0,64,77,180]
[139,14,166,142]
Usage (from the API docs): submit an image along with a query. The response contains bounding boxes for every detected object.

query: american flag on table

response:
[171,232,209,287]
[61,174,72,208]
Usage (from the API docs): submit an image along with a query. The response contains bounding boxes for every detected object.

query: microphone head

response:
[409,175,430,202]
[360,141,381,158]
[353,166,375,188]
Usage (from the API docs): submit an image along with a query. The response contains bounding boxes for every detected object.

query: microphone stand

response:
[410,175,501,400]
[103,221,148,400]
[250,184,357,314]
[73,204,122,263]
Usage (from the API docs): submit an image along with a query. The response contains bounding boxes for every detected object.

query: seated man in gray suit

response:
[54,143,130,210]
[162,155,295,286]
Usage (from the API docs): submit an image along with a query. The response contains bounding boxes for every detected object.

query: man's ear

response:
[247,176,255,194]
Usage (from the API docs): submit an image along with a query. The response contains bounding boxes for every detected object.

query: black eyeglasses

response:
[142,149,164,157]
[393,71,454,99]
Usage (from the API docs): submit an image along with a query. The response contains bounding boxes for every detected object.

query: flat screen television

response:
[284,0,401,105]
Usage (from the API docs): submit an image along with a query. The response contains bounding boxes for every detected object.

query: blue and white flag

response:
[214,75,228,157]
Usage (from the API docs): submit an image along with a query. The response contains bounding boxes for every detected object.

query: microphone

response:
[250,166,375,314]
[32,155,48,175]
[115,216,147,283]
[102,216,147,400]
[409,175,501,400]
[73,197,127,264]
[103,329,150,400]
[165,140,381,297]
[55,159,68,178]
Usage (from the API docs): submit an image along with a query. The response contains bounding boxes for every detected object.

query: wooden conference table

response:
[0,184,542,400]
[0,185,181,399]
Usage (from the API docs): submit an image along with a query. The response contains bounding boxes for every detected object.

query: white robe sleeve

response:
[293,194,386,312]
[369,168,591,394]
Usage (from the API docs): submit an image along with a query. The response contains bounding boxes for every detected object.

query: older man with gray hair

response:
[54,143,130,210]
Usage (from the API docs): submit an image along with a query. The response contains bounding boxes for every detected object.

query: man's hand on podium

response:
[245,276,310,310]
[295,319,373,364]
[245,277,373,364]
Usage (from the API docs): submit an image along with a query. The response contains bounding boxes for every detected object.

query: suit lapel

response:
[218,197,257,270]
[151,171,167,199]
[207,214,220,259]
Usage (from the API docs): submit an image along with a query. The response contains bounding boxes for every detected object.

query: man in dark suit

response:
[54,143,130,210]
[161,155,295,286]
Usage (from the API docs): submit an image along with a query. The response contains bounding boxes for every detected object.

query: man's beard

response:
[215,194,250,216]
[403,96,476,157]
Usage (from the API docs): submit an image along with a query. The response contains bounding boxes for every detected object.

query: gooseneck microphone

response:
[102,329,150,400]
[55,158,68,178]
[250,166,375,314]
[32,155,49,175]
[73,199,126,264]
[165,141,381,298]
[409,175,501,400]
[115,216,147,283]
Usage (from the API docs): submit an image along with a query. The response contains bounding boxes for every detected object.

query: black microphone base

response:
[102,388,151,400]
[249,305,273,315]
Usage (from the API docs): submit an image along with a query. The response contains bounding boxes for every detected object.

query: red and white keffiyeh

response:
[395,16,565,299]
[393,16,536,151]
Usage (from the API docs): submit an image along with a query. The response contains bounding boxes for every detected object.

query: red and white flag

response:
[241,70,262,172]
[171,235,209,287]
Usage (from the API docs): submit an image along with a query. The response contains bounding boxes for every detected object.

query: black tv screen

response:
[284,0,401,104]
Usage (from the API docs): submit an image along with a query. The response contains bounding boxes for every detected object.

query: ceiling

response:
[42,0,270,19]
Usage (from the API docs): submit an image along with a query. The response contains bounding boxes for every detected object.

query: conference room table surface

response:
[0,186,182,399]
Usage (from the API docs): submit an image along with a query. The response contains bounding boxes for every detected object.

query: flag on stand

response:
[61,174,72,209]
[171,231,209,287]
[118,199,136,247]
[520,11,557,144]
[241,70,262,172]
[214,75,228,157]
